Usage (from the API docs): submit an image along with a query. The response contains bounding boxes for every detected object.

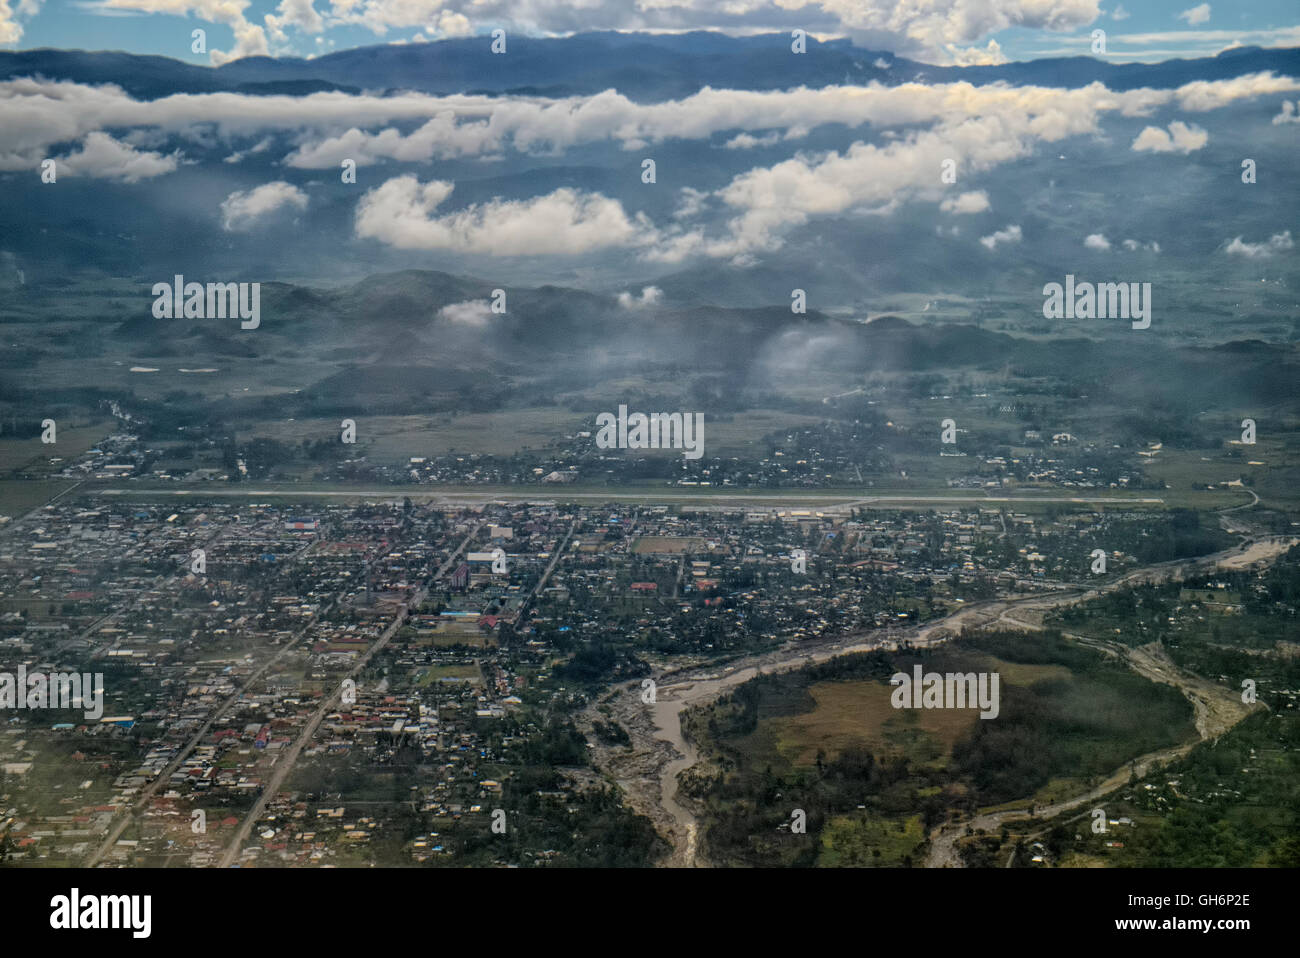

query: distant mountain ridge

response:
[3,34,1298,101]
[93,269,1297,418]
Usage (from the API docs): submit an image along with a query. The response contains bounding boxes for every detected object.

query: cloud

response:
[1084,232,1110,250]
[617,286,662,309]
[669,93,1108,261]
[266,0,324,46]
[1273,100,1300,125]
[309,0,1104,64]
[222,136,273,163]
[4,72,1295,175]
[437,300,492,326]
[1131,120,1208,153]
[1223,231,1293,258]
[1172,73,1300,111]
[940,190,990,214]
[1111,4,1129,21]
[1121,238,1160,252]
[55,131,178,181]
[1177,4,1211,26]
[355,176,656,255]
[90,0,268,64]
[435,9,472,37]
[673,187,709,221]
[219,180,308,231]
[724,131,782,150]
[0,0,42,43]
[980,224,1022,250]
[1023,25,1300,60]
[5,71,1295,264]
[281,73,1298,170]
[944,39,1007,66]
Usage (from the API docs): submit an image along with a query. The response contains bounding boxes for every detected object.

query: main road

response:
[216,521,484,867]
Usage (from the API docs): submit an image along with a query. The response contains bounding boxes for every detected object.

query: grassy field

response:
[240,408,583,458]
[0,419,115,476]
[747,654,1075,772]
[0,479,80,516]
[234,406,828,463]
[760,679,977,769]
[416,664,481,686]
[819,812,927,867]
[631,536,707,554]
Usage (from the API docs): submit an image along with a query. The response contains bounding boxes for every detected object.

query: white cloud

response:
[939,190,990,214]
[1111,4,1129,21]
[4,72,1294,175]
[437,300,492,326]
[5,71,1297,264]
[91,0,268,64]
[436,9,472,37]
[282,73,1298,170]
[1173,73,1300,111]
[355,176,656,255]
[219,180,308,231]
[1273,100,1300,125]
[223,136,272,163]
[673,187,708,221]
[943,39,1007,66]
[1121,238,1160,252]
[1131,120,1208,153]
[266,0,324,46]
[1084,232,1110,250]
[1177,4,1211,26]
[313,0,1103,64]
[724,131,782,150]
[0,0,40,43]
[617,286,662,309]
[56,131,178,181]
[980,224,1022,250]
[1024,25,1300,60]
[1223,231,1293,258]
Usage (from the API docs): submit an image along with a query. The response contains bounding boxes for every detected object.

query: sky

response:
[4,0,1299,67]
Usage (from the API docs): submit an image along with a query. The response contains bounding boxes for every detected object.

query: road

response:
[93,485,1175,512]
[86,598,338,867]
[215,521,483,867]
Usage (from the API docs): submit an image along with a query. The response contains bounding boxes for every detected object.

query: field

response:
[631,536,707,554]
[416,664,481,686]
[692,631,1200,866]
[819,812,927,868]
[0,419,116,476]
[232,406,828,464]
[240,408,582,458]
[761,680,977,769]
[0,479,79,516]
